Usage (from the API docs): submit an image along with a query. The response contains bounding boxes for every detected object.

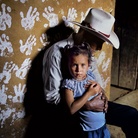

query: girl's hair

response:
[64,42,92,64]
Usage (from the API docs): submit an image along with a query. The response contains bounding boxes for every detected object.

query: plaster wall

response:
[0,0,115,137]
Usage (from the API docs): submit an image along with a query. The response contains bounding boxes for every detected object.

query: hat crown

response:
[67,8,120,49]
[85,8,115,36]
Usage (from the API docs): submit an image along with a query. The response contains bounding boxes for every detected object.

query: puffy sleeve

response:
[62,79,75,92]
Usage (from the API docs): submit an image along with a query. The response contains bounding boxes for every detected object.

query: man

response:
[42,8,138,138]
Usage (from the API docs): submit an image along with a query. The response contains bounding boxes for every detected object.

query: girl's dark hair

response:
[64,42,92,64]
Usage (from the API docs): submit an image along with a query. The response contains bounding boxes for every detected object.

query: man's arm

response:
[42,45,62,105]
[83,82,108,112]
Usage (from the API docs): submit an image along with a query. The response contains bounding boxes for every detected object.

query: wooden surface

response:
[111,0,138,90]
[111,27,138,90]
[119,28,138,89]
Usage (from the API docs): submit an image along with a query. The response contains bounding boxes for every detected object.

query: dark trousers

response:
[66,101,138,138]
[106,101,138,138]
[24,101,138,138]
[47,101,138,138]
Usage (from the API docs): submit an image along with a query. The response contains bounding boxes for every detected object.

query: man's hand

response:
[83,81,108,112]
[101,89,108,113]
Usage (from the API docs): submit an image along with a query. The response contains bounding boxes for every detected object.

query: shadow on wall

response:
[23,21,74,138]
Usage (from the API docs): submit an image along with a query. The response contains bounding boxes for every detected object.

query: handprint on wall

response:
[102,58,111,72]
[39,33,50,49]
[62,8,77,27]
[20,6,40,30]
[0,108,16,128]
[0,34,13,57]
[15,58,31,79]
[0,61,18,84]
[43,6,59,27]
[0,85,8,105]
[0,3,12,31]
[14,0,27,3]
[19,35,36,55]
[12,83,26,103]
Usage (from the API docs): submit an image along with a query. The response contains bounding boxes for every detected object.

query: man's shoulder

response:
[44,40,64,53]
[43,35,74,59]
[47,34,73,51]
[48,39,68,52]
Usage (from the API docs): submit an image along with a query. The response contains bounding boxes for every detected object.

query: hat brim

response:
[70,21,119,49]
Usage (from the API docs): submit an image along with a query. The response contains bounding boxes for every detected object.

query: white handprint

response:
[40,33,49,47]
[80,11,85,22]
[20,6,39,30]
[19,35,36,55]
[16,0,27,3]
[0,3,12,31]
[43,6,59,27]
[102,77,110,89]
[102,58,111,72]
[90,0,96,4]
[62,8,77,27]
[12,83,26,103]
[97,51,105,67]
[0,61,18,84]
[15,58,31,79]
[0,108,15,128]
[0,85,8,105]
[11,110,25,125]
[0,34,13,57]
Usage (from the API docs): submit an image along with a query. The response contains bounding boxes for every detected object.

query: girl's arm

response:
[83,84,108,112]
[63,82,99,115]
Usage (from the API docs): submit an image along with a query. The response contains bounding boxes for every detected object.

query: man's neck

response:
[73,32,83,45]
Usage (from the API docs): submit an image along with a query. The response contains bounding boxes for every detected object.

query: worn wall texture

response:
[0,0,115,137]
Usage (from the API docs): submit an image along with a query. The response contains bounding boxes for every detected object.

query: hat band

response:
[85,22,110,38]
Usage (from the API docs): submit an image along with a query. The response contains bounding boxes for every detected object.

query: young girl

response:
[61,42,110,138]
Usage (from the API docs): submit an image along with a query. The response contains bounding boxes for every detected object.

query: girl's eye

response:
[82,64,85,67]
[72,64,77,67]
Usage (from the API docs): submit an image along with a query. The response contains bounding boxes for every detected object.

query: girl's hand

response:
[85,80,102,96]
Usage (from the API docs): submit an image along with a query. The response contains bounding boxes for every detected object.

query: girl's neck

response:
[73,74,87,81]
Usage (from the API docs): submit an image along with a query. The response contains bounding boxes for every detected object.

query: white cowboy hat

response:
[69,8,120,49]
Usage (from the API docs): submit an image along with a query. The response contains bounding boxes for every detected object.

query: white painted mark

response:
[0,3,12,31]
[0,61,17,84]
[14,0,27,3]
[19,35,36,55]
[0,108,15,128]
[0,85,8,105]
[97,51,106,67]
[40,33,49,47]
[0,34,13,57]
[20,6,39,30]
[12,83,26,103]
[62,8,77,28]
[43,6,59,27]
[15,58,31,79]
[102,58,111,72]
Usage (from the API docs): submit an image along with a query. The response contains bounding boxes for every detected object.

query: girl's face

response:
[68,54,89,81]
